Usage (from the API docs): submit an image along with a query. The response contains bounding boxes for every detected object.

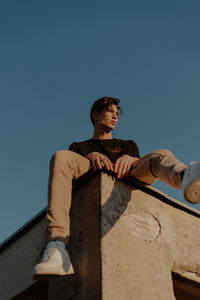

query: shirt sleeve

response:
[68,142,82,156]
[126,140,140,158]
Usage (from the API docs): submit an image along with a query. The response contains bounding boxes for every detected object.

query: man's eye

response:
[106,108,118,116]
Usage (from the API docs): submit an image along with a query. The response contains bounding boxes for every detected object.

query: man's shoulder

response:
[71,139,91,145]
[69,139,92,149]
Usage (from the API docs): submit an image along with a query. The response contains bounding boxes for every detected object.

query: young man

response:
[32,96,200,280]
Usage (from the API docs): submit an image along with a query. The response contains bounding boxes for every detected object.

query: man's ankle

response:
[48,240,66,249]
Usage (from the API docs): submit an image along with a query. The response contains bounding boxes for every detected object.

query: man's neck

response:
[92,129,113,140]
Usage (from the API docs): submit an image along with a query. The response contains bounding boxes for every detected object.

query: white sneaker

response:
[182,161,200,203]
[32,240,74,280]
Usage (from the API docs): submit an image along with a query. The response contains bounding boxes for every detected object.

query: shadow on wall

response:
[101,179,132,237]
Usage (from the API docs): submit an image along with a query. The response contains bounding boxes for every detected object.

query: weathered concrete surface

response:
[0,215,47,300]
[49,173,200,300]
[100,174,200,299]
[1,172,200,300]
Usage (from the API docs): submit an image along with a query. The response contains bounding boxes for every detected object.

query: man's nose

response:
[112,113,118,119]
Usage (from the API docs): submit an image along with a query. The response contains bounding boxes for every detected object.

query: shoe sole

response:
[33,272,73,280]
[32,264,74,280]
[184,177,200,204]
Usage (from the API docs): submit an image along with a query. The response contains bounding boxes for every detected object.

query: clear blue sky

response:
[1,0,200,243]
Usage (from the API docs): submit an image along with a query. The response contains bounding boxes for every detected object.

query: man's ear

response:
[92,111,99,122]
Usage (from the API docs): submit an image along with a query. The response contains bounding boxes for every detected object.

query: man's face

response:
[93,104,119,131]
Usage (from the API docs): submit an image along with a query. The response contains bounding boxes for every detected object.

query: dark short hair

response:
[90,96,122,126]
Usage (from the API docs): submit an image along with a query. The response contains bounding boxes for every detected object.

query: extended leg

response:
[129,149,200,203]
[129,149,186,188]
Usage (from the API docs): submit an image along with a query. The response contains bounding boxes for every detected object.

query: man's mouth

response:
[110,121,116,125]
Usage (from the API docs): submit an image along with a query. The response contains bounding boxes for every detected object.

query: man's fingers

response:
[95,157,102,169]
[87,152,113,171]
[114,159,127,178]
[108,160,114,170]
[121,162,129,177]
[119,163,125,178]
[117,161,132,178]
[121,162,131,178]
[91,159,97,170]
[114,160,120,173]
[112,155,140,177]
[102,157,112,170]
[108,159,114,170]
[117,161,125,178]
[124,163,132,177]
[97,155,113,171]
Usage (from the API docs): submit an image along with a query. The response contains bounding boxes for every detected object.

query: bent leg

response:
[47,150,91,245]
[129,149,187,189]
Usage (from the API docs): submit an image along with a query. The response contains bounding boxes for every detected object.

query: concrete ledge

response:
[1,171,200,300]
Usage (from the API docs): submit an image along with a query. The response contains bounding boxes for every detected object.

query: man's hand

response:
[86,152,113,171]
[114,155,139,178]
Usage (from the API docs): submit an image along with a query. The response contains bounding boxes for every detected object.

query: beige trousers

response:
[47,149,187,244]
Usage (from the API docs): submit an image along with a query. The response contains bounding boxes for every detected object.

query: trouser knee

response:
[55,150,71,162]
[49,150,73,171]
[151,149,174,159]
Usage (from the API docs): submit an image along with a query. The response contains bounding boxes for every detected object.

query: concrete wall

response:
[0,213,47,300]
[100,174,200,300]
[1,172,200,300]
